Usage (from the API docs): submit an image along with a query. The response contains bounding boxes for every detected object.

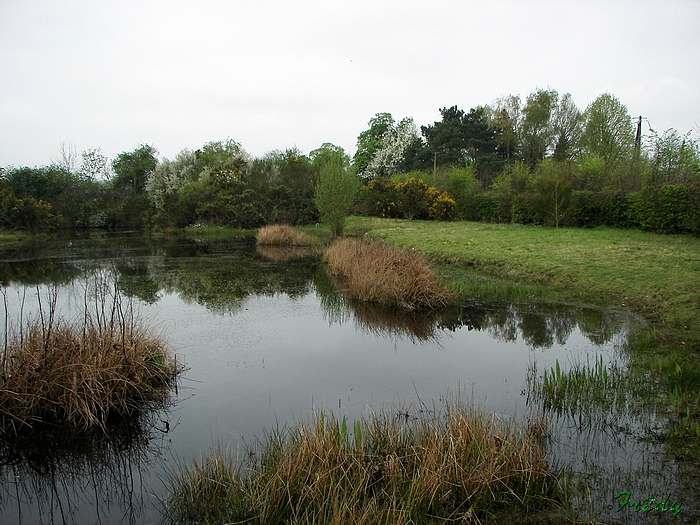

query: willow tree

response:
[314,149,358,237]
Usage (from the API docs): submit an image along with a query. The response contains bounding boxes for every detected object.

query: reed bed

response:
[256,224,317,246]
[256,244,317,262]
[163,403,562,525]
[0,285,179,432]
[323,238,455,309]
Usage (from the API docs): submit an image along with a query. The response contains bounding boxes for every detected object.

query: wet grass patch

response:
[162,399,564,525]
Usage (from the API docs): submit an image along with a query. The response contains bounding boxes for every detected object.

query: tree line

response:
[1,89,699,234]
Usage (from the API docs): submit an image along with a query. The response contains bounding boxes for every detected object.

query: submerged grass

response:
[163,401,564,525]
[0,282,180,432]
[323,237,456,309]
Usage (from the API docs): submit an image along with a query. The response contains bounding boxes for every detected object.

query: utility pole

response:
[634,115,643,156]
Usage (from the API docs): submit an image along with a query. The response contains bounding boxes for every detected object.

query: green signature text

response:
[615,491,682,517]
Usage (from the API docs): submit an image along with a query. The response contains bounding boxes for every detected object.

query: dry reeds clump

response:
[0,290,179,432]
[323,238,455,309]
[256,245,317,262]
[163,403,560,524]
[256,224,317,246]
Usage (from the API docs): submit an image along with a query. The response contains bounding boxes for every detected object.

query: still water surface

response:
[0,232,677,524]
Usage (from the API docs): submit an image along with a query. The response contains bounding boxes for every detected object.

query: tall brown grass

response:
[256,224,317,246]
[163,401,561,524]
[323,238,455,309]
[0,284,179,432]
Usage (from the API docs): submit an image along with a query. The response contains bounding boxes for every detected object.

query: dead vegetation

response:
[323,237,456,309]
[256,224,317,246]
[0,280,180,433]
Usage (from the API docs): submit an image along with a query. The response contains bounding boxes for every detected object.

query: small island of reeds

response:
[0,283,180,433]
[256,224,317,246]
[163,400,562,525]
[323,237,456,309]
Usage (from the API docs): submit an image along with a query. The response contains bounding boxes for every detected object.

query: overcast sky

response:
[1,0,699,168]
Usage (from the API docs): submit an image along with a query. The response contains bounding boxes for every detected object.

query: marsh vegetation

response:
[323,238,455,309]
[163,398,560,525]
[0,278,179,433]
[256,224,317,247]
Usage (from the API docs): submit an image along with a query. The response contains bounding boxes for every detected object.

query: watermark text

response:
[615,491,682,517]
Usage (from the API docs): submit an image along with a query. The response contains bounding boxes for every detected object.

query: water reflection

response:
[317,267,629,348]
[0,406,174,525]
[0,233,633,352]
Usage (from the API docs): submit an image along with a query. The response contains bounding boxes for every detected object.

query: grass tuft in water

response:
[528,355,632,428]
[323,237,456,310]
[0,281,180,433]
[163,400,564,524]
[256,224,317,246]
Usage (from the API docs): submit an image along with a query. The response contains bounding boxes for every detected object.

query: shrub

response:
[447,166,477,218]
[428,190,457,220]
[362,177,459,221]
[395,178,433,220]
[630,183,700,234]
[363,178,400,218]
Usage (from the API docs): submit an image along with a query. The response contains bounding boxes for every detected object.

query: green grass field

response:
[341,217,700,342]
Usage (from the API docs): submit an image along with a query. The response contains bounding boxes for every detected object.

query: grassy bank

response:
[342,217,700,340]
[163,401,563,525]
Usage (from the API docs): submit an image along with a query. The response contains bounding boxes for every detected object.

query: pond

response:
[0,232,686,524]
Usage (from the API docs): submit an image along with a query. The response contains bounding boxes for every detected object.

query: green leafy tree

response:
[581,93,635,190]
[534,159,573,228]
[0,180,62,233]
[111,144,158,193]
[486,95,522,164]
[107,144,158,228]
[276,148,316,192]
[421,106,501,183]
[314,148,359,237]
[551,93,583,162]
[574,154,606,191]
[521,88,558,167]
[3,165,99,227]
[250,148,317,225]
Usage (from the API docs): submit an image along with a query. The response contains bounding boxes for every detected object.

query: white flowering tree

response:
[145,149,197,210]
[363,117,419,180]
